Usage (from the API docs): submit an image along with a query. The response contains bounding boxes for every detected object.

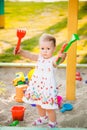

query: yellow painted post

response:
[0,0,5,28]
[66,0,79,100]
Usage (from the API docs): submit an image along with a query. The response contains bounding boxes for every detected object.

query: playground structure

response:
[66,0,78,100]
[0,0,4,29]
[0,0,79,101]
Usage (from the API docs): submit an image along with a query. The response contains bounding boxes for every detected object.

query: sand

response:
[0,66,87,128]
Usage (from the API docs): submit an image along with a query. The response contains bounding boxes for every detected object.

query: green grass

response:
[5,1,68,26]
[5,2,48,20]
[0,1,87,63]
[45,18,67,34]
[0,48,20,62]
[80,54,87,64]
[78,23,87,36]
[78,2,87,19]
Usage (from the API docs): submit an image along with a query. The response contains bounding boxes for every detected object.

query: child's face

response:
[39,41,55,59]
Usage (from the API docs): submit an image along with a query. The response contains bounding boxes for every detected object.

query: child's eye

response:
[41,48,44,50]
[47,48,50,50]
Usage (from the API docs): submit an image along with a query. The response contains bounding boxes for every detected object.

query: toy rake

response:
[15,29,26,54]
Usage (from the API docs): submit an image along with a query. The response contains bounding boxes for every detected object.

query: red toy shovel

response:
[15,29,26,54]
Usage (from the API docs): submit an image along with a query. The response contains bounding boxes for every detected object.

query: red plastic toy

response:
[76,76,82,81]
[11,106,26,121]
[76,72,82,81]
[15,29,26,54]
[76,72,80,76]
[56,43,67,64]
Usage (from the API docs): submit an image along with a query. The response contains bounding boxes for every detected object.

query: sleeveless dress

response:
[23,55,58,109]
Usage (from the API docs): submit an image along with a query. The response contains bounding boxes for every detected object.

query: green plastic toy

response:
[56,34,80,65]
[9,120,19,126]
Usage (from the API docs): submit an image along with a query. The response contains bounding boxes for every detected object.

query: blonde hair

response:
[39,33,56,47]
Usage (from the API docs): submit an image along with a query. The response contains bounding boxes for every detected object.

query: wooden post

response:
[66,0,78,100]
[0,0,5,28]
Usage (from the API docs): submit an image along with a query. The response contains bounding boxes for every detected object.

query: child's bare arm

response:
[20,50,38,61]
[14,49,38,61]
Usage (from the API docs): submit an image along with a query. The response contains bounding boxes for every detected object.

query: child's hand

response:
[53,52,67,67]
[54,43,67,65]
[13,47,21,55]
[60,52,67,62]
[25,91,30,99]
[57,52,67,63]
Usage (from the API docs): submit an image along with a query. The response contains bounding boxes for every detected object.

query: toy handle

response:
[15,38,21,54]
[9,120,19,126]
[64,41,73,53]
[60,107,66,113]
[56,43,67,65]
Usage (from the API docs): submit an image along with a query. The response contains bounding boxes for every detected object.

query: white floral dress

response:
[23,55,59,109]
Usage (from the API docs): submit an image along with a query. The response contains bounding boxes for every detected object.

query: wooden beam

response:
[0,0,5,28]
[66,0,79,100]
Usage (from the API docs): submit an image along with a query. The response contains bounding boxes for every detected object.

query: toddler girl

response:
[14,33,66,128]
